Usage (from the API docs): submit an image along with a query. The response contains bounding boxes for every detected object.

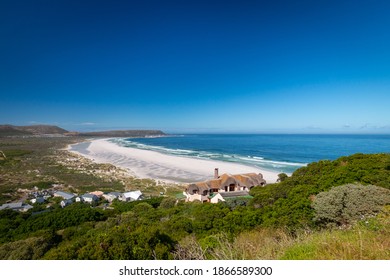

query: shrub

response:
[277,173,288,182]
[0,230,59,260]
[312,183,390,226]
[159,197,177,209]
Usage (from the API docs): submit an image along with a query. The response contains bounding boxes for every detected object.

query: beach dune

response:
[69,139,279,184]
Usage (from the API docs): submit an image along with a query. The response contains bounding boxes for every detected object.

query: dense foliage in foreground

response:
[250,153,390,227]
[0,153,389,259]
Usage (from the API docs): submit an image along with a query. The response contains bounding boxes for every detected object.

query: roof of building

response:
[89,191,104,197]
[219,191,251,198]
[31,197,45,203]
[186,172,266,195]
[23,204,33,211]
[54,191,75,200]
[107,192,122,197]
[82,193,98,200]
[0,202,33,211]
[208,179,222,189]
[122,190,143,200]
[60,199,73,206]
[0,202,23,210]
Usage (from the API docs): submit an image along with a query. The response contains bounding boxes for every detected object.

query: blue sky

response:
[1,0,390,133]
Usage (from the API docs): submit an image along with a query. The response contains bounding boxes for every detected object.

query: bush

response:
[159,197,177,209]
[277,173,288,182]
[312,184,390,226]
[0,230,59,260]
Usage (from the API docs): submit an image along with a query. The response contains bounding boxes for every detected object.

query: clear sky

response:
[1,0,390,133]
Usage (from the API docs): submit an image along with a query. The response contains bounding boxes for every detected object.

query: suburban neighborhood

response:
[0,184,145,213]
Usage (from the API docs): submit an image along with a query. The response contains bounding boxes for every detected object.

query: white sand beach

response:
[68,138,279,184]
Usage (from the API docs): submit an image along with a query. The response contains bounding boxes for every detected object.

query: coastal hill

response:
[0,124,165,137]
[76,130,165,137]
[0,125,68,136]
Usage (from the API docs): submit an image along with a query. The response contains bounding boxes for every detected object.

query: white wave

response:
[110,138,307,173]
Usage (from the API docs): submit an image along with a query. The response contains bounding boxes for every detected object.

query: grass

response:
[281,224,390,259]
[281,207,390,260]
[207,228,296,259]
[187,206,390,260]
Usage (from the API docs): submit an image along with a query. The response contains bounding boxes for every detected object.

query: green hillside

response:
[0,124,166,137]
[0,153,389,259]
[0,125,67,136]
[249,153,390,228]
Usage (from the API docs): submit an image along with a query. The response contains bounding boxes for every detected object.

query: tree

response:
[277,173,288,182]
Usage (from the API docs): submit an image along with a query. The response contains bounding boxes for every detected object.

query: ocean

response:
[110,134,390,174]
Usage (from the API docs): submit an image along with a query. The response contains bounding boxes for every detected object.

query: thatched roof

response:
[187,172,266,194]
[219,173,239,187]
[186,182,210,195]
[232,173,266,187]
[208,179,222,189]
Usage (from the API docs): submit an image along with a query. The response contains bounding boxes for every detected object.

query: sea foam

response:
[110,138,306,174]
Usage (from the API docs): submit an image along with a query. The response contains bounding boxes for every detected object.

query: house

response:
[60,199,73,208]
[102,192,122,202]
[120,190,143,202]
[0,202,33,212]
[184,168,266,203]
[54,191,75,200]
[31,197,45,204]
[80,193,99,204]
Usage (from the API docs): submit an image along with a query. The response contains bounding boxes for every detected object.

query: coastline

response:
[67,138,280,184]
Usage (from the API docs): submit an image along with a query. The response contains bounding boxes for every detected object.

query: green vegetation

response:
[0,149,32,166]
[1,136,390,260]
[0,137,183,204]
[0,231,60,260]
[281,207,390,260]
[0,124,165,137]
[313,184,390,226]
[277,173,288,182]
[0,125,67,136]
[0,204,109,244]
[249,153,390,228]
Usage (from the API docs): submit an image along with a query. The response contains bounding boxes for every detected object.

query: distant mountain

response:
[0,125,68,136]
[0,124,166,137]
[77,130,166,137]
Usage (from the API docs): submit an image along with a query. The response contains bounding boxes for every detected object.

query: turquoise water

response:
[110,134,390,174]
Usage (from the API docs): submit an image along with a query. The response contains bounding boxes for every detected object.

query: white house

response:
[120,190,143,202]
[183,192,209,203]
[210,193,225,204]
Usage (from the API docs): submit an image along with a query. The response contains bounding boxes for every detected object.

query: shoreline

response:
[67,138,280,184]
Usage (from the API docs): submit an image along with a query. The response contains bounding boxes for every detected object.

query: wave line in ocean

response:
[110,138,307,174]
